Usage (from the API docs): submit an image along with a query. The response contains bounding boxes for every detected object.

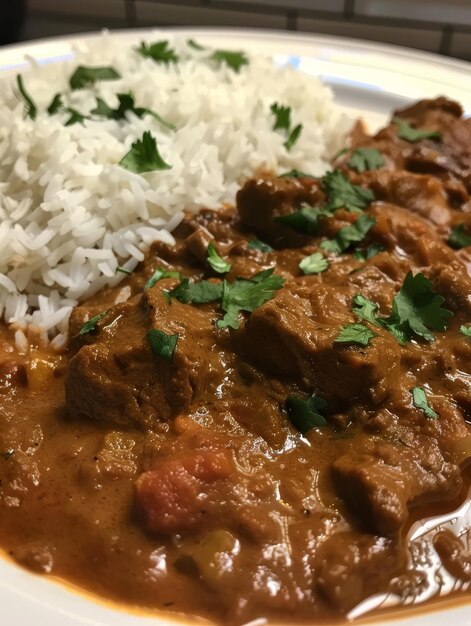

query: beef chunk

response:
[235,283,401,409]
[332,438,462,535]
[65,281,220,430]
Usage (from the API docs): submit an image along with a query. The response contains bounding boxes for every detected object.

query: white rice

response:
[0,32,349,346]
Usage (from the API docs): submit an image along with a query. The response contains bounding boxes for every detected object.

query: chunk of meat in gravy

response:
[1,97,471,626]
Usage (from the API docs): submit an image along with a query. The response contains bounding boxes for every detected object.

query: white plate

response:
[0,27,470,626]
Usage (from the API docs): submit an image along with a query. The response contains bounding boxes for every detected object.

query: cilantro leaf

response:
[116,266,133,275]
[147,329,178,362]
[284,123,303,151]
[187,38,205,51]
[16,75,37,120]
[353,243,384,261]
[168,279,223,304]
[353,294,381,327]
[211,49,249,72]
[382,272,453,343]
[448,224,471,250]
[279,169,315,179]
[217,269,284,329]
[207,243,232,274]
[119,131,171,174]
[460,325,471,337]
[411,386,439,419]
[322,169,374,213]
[270,103,291,131]
[299,252,329,275]
[393,117,441,143]
[92,93,175,130]
[276,205,329,236]
[145,267,181,291]
[247,239,273,253]
[70,65,120,90]
[321,215,376,255]
[334,323,376,346]
[286,395,327,434]
[64,107,89,126]
[348,147,385,173]
[47,93,63,115]
[79,311,107,336]
[136,40,179,64]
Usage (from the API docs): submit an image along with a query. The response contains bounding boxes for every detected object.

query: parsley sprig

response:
[448,224,471,249]
[147,329,178,362]
[411,386,439,419]
[207,244,232,274]
[334,323,376,346]
[322,215,376,255]
[16,75,37,120]
[321,170,374,213]
[393,117,441,143]
[136,40,179,64]
[92,93,175,130]
[286,395,327,434]
[299,252,329,275]
[119,131,171,174]
[270,102,303,151]
[70,66,121,90]
[352,272,453,344]
[348,147,384,173]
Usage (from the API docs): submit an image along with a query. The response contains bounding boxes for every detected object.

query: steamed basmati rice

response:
[0,32,349,345]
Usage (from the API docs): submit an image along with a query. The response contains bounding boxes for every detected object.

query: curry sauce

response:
[0,97,470,624]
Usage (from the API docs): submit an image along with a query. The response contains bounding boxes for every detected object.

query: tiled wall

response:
[22,0,471,61]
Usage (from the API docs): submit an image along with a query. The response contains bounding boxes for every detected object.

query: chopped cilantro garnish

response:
[64,107,89,126]
[322,215,376,255]
[207,243,232,274]
[116,266,133,275]
[211,49,249,72]
[270,103,291,131]
[16,75,37,120]
[322,170,374,213]
[460,325,471,337]
[217,269,284,329]
[286,395,327,434]
[270,102,302,151]
[47,93,63,115]
[247,239,273,253]
[136,40,179,64]
[79,311,107,336]
[119,131,171,174]
[187,38,205,51]
[279,169,315,179]
[69,65,120,90]
[354,243,385,261]
[276,205,328,236]
[168,279,223,304]
[348,147,384,173]
[353,294,381,327]
[381,272,453,343]
[393,117,441,143]
[146,329,178,362]
[334,323,376,346]
[448,224,471,249]
[92,93,175,130]
[411,386,439,419]
[145,267,181,291]
[299,252,329,275]
[284,124,303,151]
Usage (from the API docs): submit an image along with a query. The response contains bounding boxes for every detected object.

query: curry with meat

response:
[0,97,470,624]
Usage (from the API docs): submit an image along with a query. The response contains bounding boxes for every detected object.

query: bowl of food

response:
[0,28,469,626]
